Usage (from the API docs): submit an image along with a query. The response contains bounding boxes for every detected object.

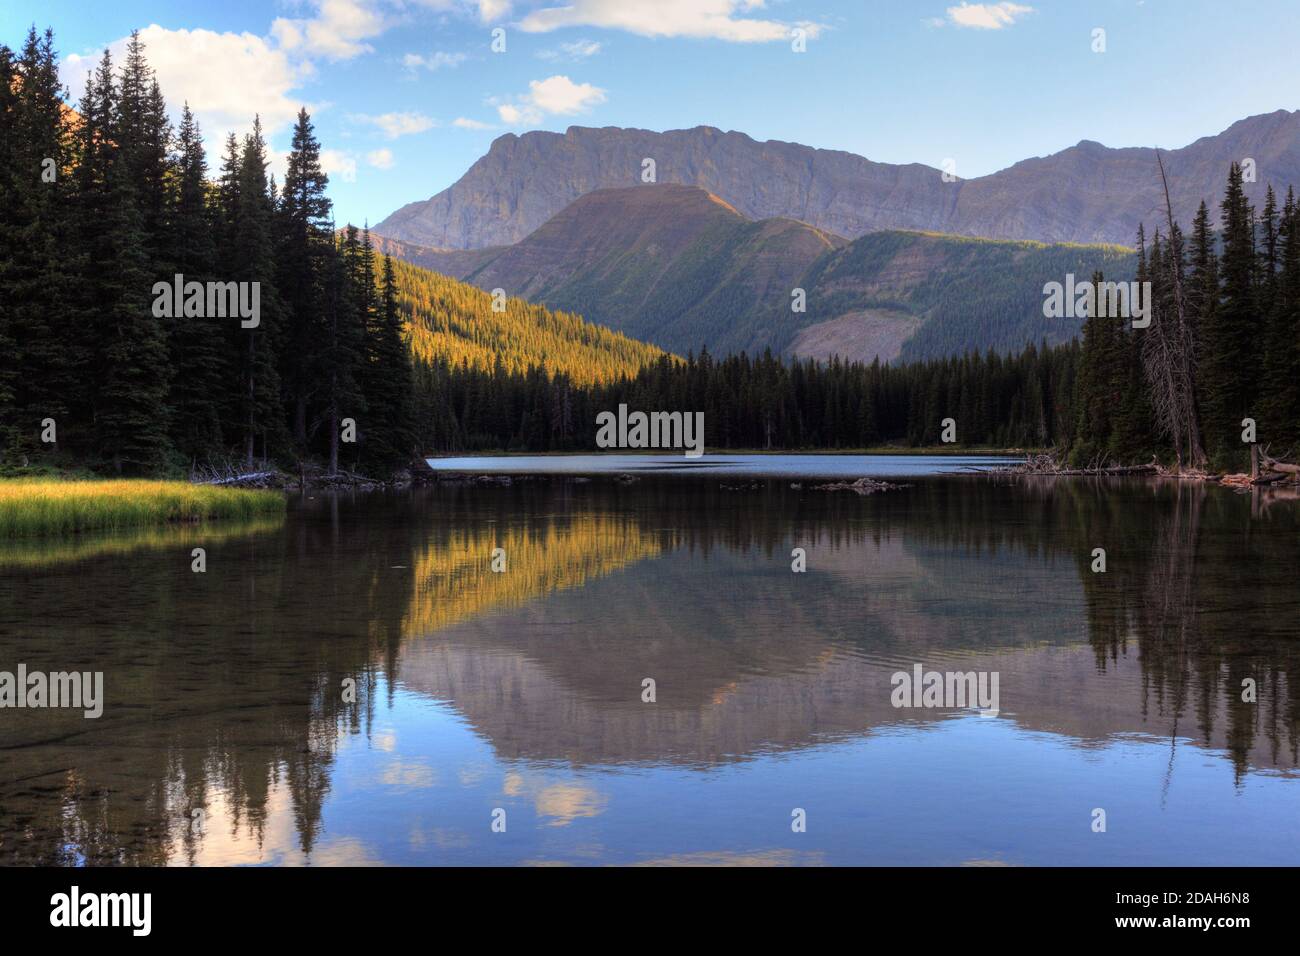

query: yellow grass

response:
[0,479,286,537]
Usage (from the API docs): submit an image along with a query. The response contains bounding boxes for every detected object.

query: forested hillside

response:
[800,231,1137,363]
[393,257,665,386]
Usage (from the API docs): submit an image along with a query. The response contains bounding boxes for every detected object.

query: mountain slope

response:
[455,184,844,355]
[389,254,666,386]
[382,186,1137,362]
[792,231,1137,364]
[375,112,1300,249]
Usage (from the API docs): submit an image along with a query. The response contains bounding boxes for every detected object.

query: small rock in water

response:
[811,477,907,495]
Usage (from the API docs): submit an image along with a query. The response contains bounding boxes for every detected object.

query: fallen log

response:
[1252,471,1291,486]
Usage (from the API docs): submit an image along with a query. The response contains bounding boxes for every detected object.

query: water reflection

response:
[1,478,1297,865]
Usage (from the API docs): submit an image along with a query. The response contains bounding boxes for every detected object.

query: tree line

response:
[1074,162,1299,470]
[0,28,414,475]
[412,344,1080,452]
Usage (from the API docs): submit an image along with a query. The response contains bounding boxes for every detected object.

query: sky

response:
[3,0,1297,229]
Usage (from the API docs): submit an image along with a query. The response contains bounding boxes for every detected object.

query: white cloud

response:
[411,0,509,22]
[453,117,495,129]
[403,50,468,71]
[367,148,395,169]
[537,39,602,62]
[528,75,606,113]
[945,2,1034,29]
[475,0,512,21]
[518,0,821,43]
[497,75,606,125]
[321,148,358,182]
[354,111,438,138]
[271,0,387,61]
[61,25,306,147]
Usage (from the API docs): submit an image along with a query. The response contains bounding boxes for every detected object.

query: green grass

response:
[0,479,286,537]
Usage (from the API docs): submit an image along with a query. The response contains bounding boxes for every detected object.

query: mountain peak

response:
[375,115,1300,249]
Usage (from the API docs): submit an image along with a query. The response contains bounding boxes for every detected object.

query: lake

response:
[426,453,1015,479]
[2,459,1298,866]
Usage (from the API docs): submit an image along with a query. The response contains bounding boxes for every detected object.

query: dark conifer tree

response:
[277,108,332,448]
[72,48,172,472]
[358,249,416,467]
[4,28,79,459]
[1202,162,1257,465]
[166,104,226,461]
[229,118,284,466]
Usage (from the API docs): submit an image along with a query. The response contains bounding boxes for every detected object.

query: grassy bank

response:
[0,479,285,536]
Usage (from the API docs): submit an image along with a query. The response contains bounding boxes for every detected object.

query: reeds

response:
[0,479,285,537]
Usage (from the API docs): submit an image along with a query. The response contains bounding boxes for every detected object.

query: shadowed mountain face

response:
[374,114,1300,250]
[380,184,1136,360]
[2,478,1298,864]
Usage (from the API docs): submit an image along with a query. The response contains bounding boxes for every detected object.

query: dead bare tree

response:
[1143,151,1208,471]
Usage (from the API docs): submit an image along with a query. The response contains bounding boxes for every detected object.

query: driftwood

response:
[1006,447,1300,488]
[1259,448,1300,475]
[1007,452,1158,477]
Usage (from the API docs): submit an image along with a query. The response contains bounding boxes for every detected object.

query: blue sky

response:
[3,0,1297,229]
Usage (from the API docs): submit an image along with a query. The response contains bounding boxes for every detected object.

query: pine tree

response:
[0,43,19,459]
[71,48,172,472]
[277,108,332,449]
[4,28,80,460]
[1202,162,1257,465]
[230,118,284,466]
[323,226,368,472]
[166,104,226,462]
[358,248,415,468]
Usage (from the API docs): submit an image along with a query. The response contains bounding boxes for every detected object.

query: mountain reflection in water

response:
[1,476,1297,866]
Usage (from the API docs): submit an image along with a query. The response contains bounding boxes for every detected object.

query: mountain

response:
[374,112,1300,249]
[382,184,1136,362]
[388,254,665,386]
[454,184,843,356]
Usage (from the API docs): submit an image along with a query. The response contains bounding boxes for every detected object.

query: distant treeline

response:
[414,344,1079,452]
[0,29,413,475]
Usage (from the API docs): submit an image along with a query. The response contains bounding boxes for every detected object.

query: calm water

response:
[427,452,1013,478]
[2,466,1299,866]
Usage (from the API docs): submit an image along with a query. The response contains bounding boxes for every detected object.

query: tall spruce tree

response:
[323,226,368,473]
[230,118,284,466]
[1202,162,1258,465]
[5,28,79,460]
[166,104,227,462]
[71,48,172,472]
[0,43,18,459]
[357,244,415,468]
[277,108,332,449]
